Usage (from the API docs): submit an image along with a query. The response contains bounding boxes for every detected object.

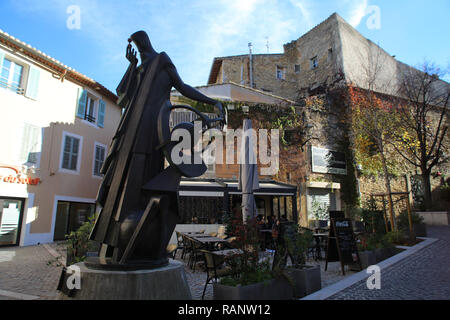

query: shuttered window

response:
[26,67,40,100]
[97,100,106,127]
[61,135,80,171]
[93,144,106,176]
[20,124,41,164]
[76,89,106,128]
[0,57,25,94]
[169,111,216,128]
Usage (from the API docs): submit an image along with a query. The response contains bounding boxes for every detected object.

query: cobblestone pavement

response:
[0,241,357,300]
[0,244,63,300]
[2,227,448,300]
[328,226,450,300]
[183,250,357,300]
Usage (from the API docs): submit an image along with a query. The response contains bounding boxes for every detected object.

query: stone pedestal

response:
[58,259,191,300]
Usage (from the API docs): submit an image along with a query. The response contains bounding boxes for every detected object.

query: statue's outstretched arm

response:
[167,62,225,124]
[167,64,216,105]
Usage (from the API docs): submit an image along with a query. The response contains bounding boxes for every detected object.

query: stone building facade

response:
[206,12,450,218]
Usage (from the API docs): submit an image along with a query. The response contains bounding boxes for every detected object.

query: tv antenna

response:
[265,36,269,53]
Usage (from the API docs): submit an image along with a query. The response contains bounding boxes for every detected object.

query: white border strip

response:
[301,237,439,300]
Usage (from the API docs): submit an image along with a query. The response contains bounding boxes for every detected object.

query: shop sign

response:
[311,146,347,175]
[0,166,40,186]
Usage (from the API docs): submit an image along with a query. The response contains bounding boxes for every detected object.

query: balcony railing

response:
[85,114,96,123]
[0,80,24,95]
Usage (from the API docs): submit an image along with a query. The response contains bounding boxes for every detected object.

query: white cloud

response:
[289,0,313,28]
[8,0,318,87]
[347,0,369,27]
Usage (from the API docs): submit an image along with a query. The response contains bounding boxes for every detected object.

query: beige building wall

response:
[0,45,121,245]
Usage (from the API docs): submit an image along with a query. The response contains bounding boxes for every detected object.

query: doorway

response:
[0,197,25,246]
[53,201,95,241]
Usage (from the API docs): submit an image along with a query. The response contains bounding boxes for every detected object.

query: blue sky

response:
[0,0,448,92]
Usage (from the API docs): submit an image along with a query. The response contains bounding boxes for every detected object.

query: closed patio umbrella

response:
[238,118,259,224]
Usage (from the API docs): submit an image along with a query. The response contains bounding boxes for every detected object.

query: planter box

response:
[213,278,293,300]
[375,248,390,263]
[358,251,376,269]
[413,223,427,237]
[285,265,321,298]
[375,247,399,263]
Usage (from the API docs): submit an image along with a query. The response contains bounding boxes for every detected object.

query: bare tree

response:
[392,62,450,210]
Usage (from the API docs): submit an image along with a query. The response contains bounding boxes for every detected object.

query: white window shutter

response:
[98,99,106,127]
[26,67,40,100]
[20,124,40,164]
[0,52,4,71]
[76,88,87,118]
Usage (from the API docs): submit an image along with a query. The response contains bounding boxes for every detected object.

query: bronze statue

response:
[87,30,225,269]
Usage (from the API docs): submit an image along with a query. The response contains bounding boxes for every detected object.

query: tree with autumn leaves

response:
[348,61,449,212]
[348,85,402,228]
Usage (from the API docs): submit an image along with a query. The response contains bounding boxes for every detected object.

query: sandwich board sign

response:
[325,218,362,275]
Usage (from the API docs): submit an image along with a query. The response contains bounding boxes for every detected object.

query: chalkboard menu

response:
[325,218,361,275]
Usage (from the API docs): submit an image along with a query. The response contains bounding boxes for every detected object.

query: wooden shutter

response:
[26,67,40,100]
[76,88,87,118]
[98,99,106,127]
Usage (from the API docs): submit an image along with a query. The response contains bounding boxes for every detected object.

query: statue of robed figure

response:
[87,30,225,269]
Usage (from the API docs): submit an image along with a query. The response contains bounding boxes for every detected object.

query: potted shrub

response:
[374,234,396,262]
[213,214,294,300]
[66,215,99,266]
[397,211,427,237]
[356,234,376,269]
[277,224,321,298]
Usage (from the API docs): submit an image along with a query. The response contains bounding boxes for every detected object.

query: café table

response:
[190,235,229,250]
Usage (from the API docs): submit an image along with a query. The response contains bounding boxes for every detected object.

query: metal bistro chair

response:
[200,250,234,300]
[175,231,184,258]
[166,244,178,259]
[181,234,193,261]
[188,237,206,272]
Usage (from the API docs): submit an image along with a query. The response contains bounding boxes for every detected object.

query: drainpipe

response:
[248,42,254,88]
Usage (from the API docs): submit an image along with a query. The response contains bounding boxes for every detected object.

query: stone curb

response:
[301,237,439,300]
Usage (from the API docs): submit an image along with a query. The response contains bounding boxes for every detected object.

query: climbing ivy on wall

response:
[171,96,307,149]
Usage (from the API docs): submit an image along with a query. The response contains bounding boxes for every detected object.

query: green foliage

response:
[441,182,450,192]
[220,260,273,287]
[65,214,98,265]
[356,198,387,234]
[383,230,408,246]
[396,210,424,232]
[282,225,313,268]
[358,231,394,251]
[311,200,329,221]
[219,212,273,287]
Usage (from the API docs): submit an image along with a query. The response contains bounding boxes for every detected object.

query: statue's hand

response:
[126,43,138,64]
